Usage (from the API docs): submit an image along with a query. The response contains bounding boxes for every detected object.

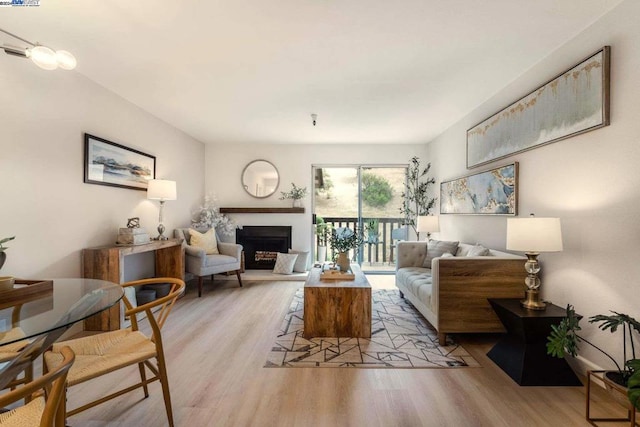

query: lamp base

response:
[155,223,168,241]
[521,289,547,310]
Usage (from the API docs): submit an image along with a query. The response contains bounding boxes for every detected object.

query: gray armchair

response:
[174,228,243,297]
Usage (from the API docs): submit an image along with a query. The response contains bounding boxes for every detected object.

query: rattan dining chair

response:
[0,346,75,427]
[43,277,185,427]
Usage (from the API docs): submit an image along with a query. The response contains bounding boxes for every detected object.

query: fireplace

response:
[236,226,292,270]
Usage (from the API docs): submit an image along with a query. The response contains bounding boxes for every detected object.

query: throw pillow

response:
[467,244,490,257]
[288,249,310,272]
[189,228,219,255]
[273,253,298,275]
[422,239,460,267]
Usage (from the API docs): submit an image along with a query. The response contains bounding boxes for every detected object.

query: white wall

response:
[205,143,427,251]
[0,58,205,278]
[428,0,640,370]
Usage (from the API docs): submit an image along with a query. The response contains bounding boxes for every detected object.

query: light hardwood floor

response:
[67,275,628,426]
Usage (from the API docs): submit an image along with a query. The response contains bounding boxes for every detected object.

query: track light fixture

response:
[1,27,76,70]
[311,113,317,126]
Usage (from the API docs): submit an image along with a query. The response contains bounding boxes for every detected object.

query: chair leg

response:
[138,362,149,398]
[198,276,203,297]
[210,274,214,281]
[156,354,175,427]
[235,270,243,287]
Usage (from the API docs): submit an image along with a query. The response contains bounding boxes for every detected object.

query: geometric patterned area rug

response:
[265,288,480,368]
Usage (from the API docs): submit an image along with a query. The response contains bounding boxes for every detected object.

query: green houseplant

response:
[279,183,308,207]
[0,236,15,270]
[314,216,332,262]
[547,305,640,411]
[329,227,364,272]
[399,156,436,235]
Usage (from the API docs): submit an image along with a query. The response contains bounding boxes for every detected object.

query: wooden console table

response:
[82,239,183,331]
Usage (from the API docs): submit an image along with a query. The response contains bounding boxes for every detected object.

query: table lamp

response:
[506,214,563,310]
[416,215,439,241]
[147,179,177,241]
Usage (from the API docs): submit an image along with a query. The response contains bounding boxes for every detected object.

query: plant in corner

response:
[399,156,436,235]
[0,236,15,270]
[279,182,308,207]
[314,216,332,262]
[191,194,236,236]
[547,305,640,411]
[329,226,364,272]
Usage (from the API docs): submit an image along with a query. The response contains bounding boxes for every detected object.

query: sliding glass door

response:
[312,165,407,273]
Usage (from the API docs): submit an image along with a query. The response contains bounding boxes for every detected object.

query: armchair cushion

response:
[189,228,219,255]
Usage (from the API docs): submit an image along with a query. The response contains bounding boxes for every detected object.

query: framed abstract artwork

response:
[84,133,156,191]
[467,46,610,169]
[440,162,518,215]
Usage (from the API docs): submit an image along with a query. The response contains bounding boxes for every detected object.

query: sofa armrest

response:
[184,245,206,260]
[396,241,428,269]
[433,257,526,335]
[218,242,242,259]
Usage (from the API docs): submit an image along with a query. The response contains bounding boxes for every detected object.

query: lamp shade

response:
[417,215,440,233]
[147,180,177,201]
[506,217,563,252]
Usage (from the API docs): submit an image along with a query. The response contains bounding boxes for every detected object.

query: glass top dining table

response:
[0,278,124,347]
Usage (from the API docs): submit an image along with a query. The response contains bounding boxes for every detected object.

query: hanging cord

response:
[0,27,36,47]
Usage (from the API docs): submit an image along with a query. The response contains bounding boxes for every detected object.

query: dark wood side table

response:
[487,298,582,386]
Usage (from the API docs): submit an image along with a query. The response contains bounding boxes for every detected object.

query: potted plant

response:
[279,183,308,208]
[315,216,332,262]
[547,305,640,411]
[329,226,364,272]
[0,236,15,270]
[399,156,436,236]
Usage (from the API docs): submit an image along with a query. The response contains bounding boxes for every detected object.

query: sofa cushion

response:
[467,244,490,256]
[423,240,459,267]
[273,253,298,275]
[189,228,219,255]
[397,267,433,306]
[288,249,310,272]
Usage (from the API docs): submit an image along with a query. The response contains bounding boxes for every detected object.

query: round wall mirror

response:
[241,160,279,198]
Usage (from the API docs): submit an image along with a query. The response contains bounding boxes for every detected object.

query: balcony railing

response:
[318,217,408,265]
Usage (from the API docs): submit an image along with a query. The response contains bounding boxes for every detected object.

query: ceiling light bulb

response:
[29,45,58,70]
[55,50,76,70]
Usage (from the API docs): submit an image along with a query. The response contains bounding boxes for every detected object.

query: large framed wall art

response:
[466,46,610,169]
[84,133,156,191]
[440,162,518,215]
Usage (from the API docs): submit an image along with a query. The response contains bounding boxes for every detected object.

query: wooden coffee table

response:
[303,264,371,338]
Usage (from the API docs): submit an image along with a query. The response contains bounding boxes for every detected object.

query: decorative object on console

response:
[116,227,150,245]
[0,236,15,271]
[1,27,77,70]
[147,179,177,241]
[279,182,308,208]
[416,215,439,240]
[127,217,140,228]
[0,276,14,291]
[547,305,640,415]
[506,214,563,310]
[84,133,156,191]
[329,227,364,272]
[242,159,279,198]
[192,194,236,236]
[400,156,436,236]
[467,46,610,169]
[441,162,517,215]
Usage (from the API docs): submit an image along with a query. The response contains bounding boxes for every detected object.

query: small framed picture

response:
[83,133,156,191]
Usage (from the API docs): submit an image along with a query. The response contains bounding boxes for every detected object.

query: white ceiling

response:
[0,1,624,145]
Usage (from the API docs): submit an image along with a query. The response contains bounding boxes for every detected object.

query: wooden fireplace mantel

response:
[220,207,305,214]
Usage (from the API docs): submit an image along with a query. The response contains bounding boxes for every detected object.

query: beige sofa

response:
[395,241,526,343]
